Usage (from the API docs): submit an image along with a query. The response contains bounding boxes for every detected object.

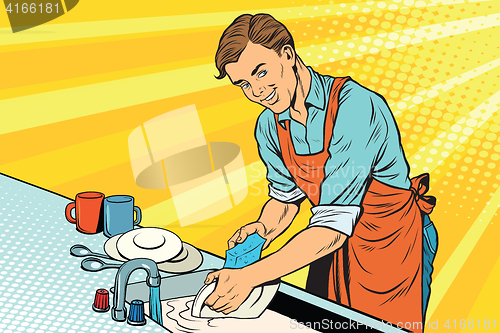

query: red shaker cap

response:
[92,288,110,312]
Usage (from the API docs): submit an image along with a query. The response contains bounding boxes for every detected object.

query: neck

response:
[289,57,311,126]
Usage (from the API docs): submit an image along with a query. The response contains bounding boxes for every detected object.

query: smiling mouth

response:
[262,89,276,102]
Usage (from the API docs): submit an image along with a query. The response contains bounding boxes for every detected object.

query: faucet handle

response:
[127,300,146,326]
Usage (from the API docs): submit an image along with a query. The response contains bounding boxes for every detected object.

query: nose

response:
[252,85,264,98]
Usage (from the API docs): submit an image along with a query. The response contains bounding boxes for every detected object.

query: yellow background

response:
[1,0,499,330]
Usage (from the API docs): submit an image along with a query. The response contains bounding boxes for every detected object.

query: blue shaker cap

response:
[127,299,146,326]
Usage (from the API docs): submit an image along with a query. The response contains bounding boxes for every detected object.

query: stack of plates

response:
[104,227,203,273]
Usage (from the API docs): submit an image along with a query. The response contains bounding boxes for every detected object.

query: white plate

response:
[191,281,280,319]
[104,234,203,273]
[191,281,216,318]
[116,227,183,263]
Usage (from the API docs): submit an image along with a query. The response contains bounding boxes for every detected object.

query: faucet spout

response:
[111,258,160,322]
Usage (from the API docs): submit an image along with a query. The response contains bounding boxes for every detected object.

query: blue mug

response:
[103,195,142,238]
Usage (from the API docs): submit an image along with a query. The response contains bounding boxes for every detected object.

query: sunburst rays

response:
[0,0,499,321]
[426,184,500,321]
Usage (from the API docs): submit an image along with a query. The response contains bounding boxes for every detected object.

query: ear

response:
[281,45,295,62]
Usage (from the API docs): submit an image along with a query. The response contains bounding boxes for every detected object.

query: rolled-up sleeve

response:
[310,205,361,236]
[308,81,388,236]
[255,110,306,203]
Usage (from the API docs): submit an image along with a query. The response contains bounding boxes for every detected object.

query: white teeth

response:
[264,90,275,101]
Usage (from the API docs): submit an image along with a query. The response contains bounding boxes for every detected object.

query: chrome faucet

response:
[111,258,161,322]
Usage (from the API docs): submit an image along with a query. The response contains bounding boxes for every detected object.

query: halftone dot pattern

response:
[290,0,500,322]
[0,176,166,333]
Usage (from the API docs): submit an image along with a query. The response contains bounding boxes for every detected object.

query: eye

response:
[258,70,267,78]
[242,83,250,89]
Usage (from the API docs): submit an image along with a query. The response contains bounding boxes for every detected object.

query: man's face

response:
[225,42,297,113]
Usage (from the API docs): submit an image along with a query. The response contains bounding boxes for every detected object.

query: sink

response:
[110,269,388,332]
[110,269,313,332]
[111,269,216,303]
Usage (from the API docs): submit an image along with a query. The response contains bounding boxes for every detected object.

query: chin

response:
[266,100,289,114]
[268,107,287,114]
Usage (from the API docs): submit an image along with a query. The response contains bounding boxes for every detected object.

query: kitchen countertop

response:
[0,173,403,333]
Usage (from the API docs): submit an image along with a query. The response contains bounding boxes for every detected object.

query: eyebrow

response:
[232,63,266,86]
[251,63,266,76]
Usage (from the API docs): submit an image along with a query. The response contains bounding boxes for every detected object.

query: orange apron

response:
[274,77,436,332]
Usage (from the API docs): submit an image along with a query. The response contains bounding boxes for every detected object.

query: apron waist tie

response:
[410,173,436,215]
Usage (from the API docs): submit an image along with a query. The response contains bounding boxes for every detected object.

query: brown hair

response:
[215,14,295,80]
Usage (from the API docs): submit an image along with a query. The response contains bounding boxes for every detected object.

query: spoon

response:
[81,257,121,272]
[70,244,114,260]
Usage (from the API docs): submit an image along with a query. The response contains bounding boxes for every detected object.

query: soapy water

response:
[144,296,319,333]
[149,286,163,326]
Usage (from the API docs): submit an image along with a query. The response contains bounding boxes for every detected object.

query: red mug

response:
[65,192,105,234]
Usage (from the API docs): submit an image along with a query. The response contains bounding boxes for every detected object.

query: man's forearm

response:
[245,227,347,286]
[257,198,300,244]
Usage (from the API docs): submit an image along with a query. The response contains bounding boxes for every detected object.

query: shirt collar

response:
[277,66,326,128]
[304,66,325,110]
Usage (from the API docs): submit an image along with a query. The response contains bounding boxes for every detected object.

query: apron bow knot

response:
[410,173,437,214]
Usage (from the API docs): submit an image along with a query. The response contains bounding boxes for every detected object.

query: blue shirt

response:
[255,67,411,236]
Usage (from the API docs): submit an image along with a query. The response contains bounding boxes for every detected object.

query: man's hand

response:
[227,222,271,249]
[203,268,256,314]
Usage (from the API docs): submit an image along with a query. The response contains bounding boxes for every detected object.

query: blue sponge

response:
[224,233,266,269]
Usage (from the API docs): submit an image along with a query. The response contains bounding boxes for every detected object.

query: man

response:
[203,13,437,331]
